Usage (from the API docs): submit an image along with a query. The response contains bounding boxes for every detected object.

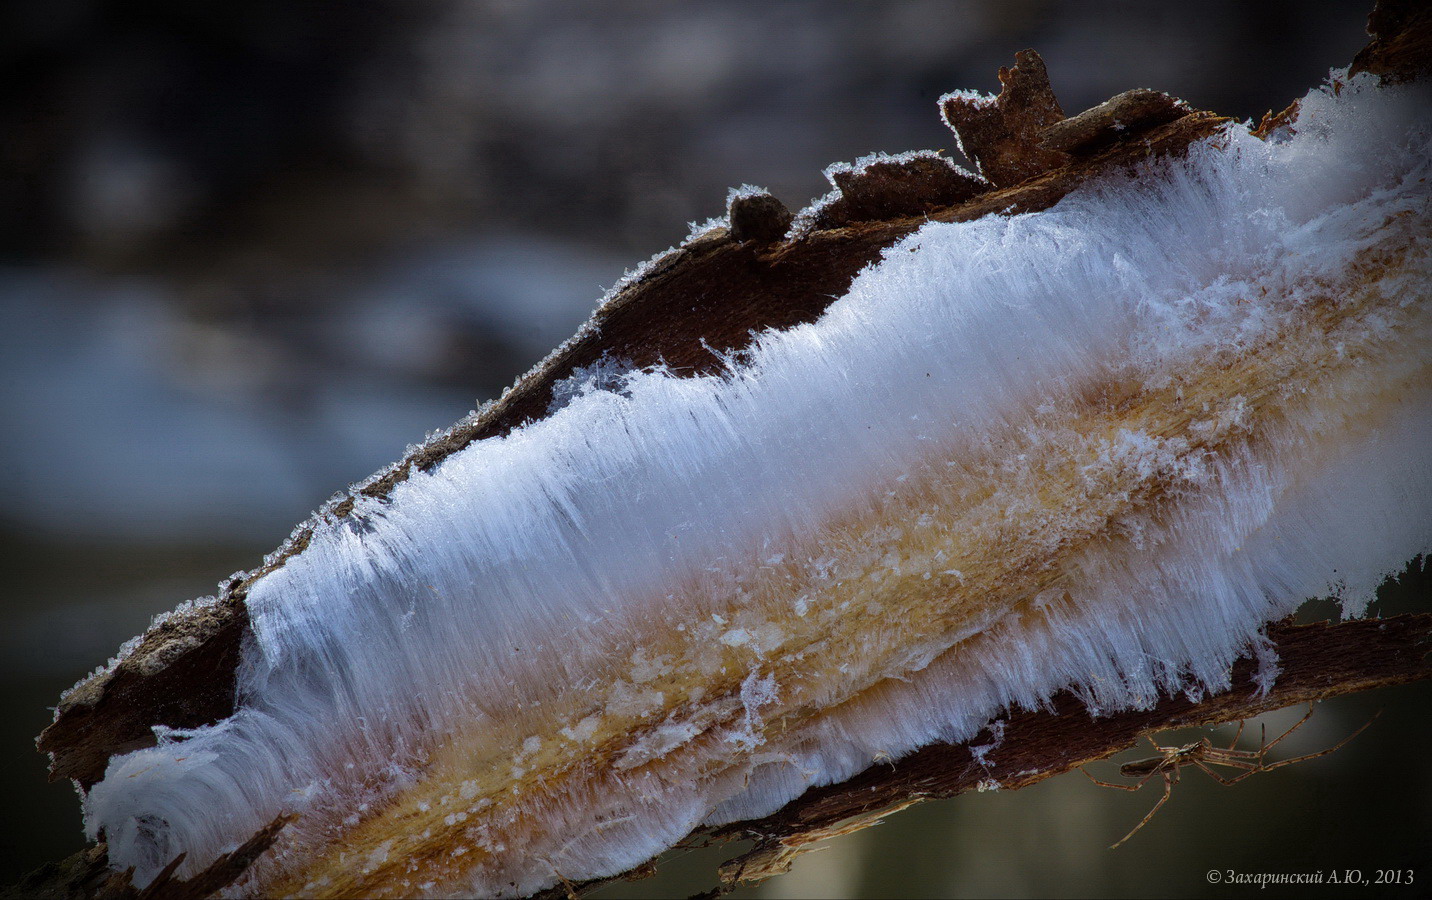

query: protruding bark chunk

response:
[808,152,988,229]
[1351,0,1432,80]
[728,190,793,244]
[1040,89,1190,154]
[38,600,247,788]
[1252,100,1302,140]
[940,49,1068,187]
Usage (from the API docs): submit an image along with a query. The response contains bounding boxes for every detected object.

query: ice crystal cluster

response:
[84,72,1429,897]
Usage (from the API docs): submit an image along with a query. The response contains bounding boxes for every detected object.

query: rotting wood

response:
[726,191,792,245]
[801,152,989,230]
[1351,0,1431,79]
[17,615,1432,900]
[940,49,1069,187]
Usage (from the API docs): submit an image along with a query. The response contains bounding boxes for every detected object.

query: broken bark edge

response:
[530,613,1432,899]
[3,815,293,900]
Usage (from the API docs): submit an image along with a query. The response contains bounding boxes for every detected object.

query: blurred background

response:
[2,0,1427,896]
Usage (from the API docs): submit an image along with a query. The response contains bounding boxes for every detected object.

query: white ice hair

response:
[85,72,1430,895]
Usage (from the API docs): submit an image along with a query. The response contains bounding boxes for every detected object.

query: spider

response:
[1082,705,1377,849]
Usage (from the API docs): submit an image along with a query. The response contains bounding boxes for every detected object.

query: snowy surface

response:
[83,73,1430,896]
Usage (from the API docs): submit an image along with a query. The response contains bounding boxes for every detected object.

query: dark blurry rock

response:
[941,49,1069,188]
[1040,89,1191,154]
[804,152,988,230]
[728,190,792,244]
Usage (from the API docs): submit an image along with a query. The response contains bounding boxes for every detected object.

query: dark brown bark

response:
[18,615,1432,900]
[1039,89,1189,155]
[805,153,989,230]
[3,816,291,900]
[39,602,248,789]
[940,49,1069,187]
[1351,0,1432,79]
[727,192,792,245]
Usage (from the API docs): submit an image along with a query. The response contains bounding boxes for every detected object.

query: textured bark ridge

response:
[726,191,792,245]
[4,816,291,900]
[39,600,248,789]
[803,152,990,230]
[1039,89,1190,154]
[1352,0,1432,79]
[26,2,1430,896]
[939,49,1069,187]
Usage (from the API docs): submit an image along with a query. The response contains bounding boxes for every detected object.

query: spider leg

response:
[1193,758,1257,786]
[1227,719,1246,748]
[1262,703,1316,755]
[1110,773,1175,850]
[1257,711,1379,773]
[1202,746,1261,763]
[1199,748,1262,769]
[1081,767,1142,791]
[1082,762,1165,792]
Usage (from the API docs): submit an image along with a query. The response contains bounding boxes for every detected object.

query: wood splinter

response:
[1040,89,1191,154]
